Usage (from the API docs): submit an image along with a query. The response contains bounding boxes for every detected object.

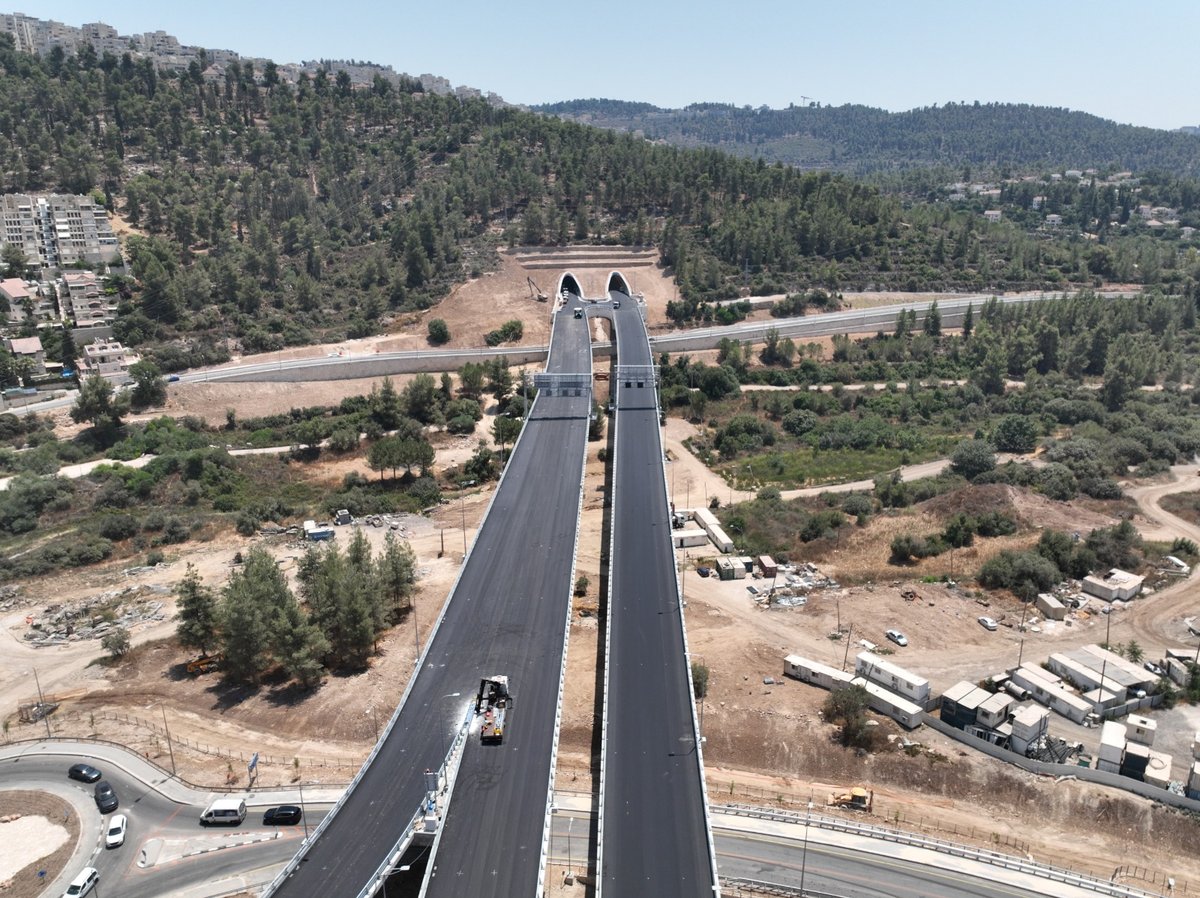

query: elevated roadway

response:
[269,291,592,898]
[418,299,592,896]
[599,285,719,896]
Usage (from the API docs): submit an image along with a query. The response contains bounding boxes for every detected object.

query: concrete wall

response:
[923,716,1200,814]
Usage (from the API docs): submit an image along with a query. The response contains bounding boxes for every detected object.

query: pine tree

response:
[272,598,329,689]
[176,563,219,655]
[377,532,417,624]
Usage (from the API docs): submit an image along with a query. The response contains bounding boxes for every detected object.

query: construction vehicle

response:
[186,653,223,675]
[828,786,874,811]
[476,675,511,744]
[526,277,548,302]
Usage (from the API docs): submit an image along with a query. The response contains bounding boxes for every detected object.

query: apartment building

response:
[0,194,120,270]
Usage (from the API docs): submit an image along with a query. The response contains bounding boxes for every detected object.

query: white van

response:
[200,798,247,826]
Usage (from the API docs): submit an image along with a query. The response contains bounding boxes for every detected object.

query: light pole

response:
[458,482,468,556]
[799,799,815,896]
[32,667,51,739]
[298,780,310,840]
[411,600,421,668]
[159,703,176,776]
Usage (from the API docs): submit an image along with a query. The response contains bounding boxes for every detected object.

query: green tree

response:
[2,244,28,278]
[992,414,1038,454]
[691,661,710,699]
[367,436,403,480]
[923,300,941,336]
[70,375,129,443]
[823,685,873,749]
[402,373,442,424]
[176,564,219,655]
[128,360,167,410]
[272,595,329,688]
[950,439,996,480]
[493,414,523,460]
[397,437,435,475]
[377,531,417,622]
[427,318,450,345]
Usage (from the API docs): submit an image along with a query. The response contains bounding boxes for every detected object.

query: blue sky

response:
[24,0,1200,130]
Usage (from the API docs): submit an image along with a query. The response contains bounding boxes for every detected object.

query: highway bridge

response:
[598,276,720,896]
[267,275,592,898]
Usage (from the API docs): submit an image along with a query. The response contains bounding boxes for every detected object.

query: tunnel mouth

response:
[606,271,629,295]
[557,272,582,298]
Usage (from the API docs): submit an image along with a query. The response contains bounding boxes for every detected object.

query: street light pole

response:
[32,667,51,739]
[159,703,176,776]
[459,483,467,556]
[412,600,421,667]
[799,799,815,896]
[298,780,310,841]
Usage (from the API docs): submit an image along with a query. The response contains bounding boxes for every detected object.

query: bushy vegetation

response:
[979,521,1143,600]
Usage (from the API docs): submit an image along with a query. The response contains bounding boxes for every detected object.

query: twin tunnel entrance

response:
[554,271,630,299]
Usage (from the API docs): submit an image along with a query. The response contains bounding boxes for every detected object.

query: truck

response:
[476,675,511,744]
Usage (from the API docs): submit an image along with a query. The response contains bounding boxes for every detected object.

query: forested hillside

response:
[537,100,1200,176]
[1,37,1198,375]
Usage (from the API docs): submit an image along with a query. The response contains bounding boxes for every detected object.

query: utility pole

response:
[33,667,51,739]
[160,703,176,776]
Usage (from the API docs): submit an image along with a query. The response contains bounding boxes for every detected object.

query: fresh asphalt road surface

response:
[420,300,591,897]
[600,291,716,895]
[272,296,591,898]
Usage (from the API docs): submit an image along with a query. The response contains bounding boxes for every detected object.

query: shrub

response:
[427,318,450,345]
[97,514,139,541]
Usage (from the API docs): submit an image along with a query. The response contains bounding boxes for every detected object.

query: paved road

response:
[269,298,591,898]
[599,290,717,896]
[419,302,592,897]
[0,749,315,898]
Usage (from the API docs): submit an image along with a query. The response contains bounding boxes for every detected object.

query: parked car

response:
[62,866,99,897]
[167,374,180,382]
[93,781,118,813]
[885,629,908,647]
[263,805,303,825]
[1144,661,1166,677]
[696,567,712,578]
[105,814,127,848]
[977,616,999,631]
[68,763,102,783]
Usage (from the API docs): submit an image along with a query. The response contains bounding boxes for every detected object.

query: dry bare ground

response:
[10,255,1200,890]
[0,791,79,898]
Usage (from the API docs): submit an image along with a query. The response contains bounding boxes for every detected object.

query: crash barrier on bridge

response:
[923,715,1200,814]
[535,356,594,897]
[653,360,723,897]
[594,353,620,897]
[720,879,845,898]
[262,378,557,898]
[715,804,1163,898]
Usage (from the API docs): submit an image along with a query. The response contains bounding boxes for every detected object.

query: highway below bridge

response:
[267,284,592,898]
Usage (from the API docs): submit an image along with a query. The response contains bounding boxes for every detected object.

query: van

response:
[62,867,99,897]
[200,798,247,826]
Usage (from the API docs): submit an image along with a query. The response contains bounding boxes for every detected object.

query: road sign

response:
[249,751,259,772]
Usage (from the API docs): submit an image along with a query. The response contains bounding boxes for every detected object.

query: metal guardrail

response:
[720,878,845,898]
[653,345,722,897]
[714,804,1163,898]
[594,340,619,898]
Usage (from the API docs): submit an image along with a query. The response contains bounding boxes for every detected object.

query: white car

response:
[885,629,908,647]
[105,814,127,848]
[62,867,99,897]
[978,616,999,631]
